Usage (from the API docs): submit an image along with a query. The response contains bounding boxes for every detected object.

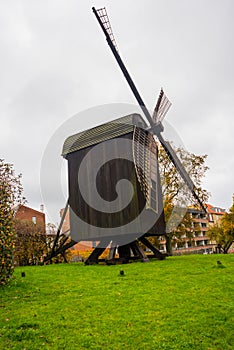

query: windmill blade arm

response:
[92,7,153,126]
[157,134,206,212]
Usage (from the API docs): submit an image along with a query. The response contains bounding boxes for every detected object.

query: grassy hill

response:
[0,254,233,349]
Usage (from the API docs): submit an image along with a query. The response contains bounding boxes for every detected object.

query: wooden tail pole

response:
[48,199,69,262]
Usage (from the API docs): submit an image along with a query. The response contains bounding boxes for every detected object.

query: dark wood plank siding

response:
[67,132,165,242]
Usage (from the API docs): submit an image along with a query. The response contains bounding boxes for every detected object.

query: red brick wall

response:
[16,205,46,231]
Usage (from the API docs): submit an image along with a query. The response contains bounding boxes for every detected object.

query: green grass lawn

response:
[0,254,233,350]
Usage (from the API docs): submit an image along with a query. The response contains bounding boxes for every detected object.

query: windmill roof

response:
[62,113,147,156]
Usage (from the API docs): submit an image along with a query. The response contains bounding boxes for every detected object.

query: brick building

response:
[16,205,46,232]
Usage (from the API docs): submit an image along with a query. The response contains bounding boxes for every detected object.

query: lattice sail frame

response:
[133,127,158,213]
[152,88,172,124]
[95,7,118,51]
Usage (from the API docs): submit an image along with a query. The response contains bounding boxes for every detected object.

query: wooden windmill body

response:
[62,114,166,263]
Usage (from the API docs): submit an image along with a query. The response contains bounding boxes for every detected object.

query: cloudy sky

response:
[1,0,233,224]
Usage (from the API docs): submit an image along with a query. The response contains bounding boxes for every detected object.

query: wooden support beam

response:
[43,239,77,263]
[106,241,118,264]
[85,240,110,265]
[118,244,131,263]
[48,200,69,262]
[129,241,149,262]
[139,236,166,260]
[224,239,234,254]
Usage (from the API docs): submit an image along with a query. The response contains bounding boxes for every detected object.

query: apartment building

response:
[158,204,225,254]
[206,204,226,225]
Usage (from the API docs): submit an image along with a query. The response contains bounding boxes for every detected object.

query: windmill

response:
[44,7,206,265]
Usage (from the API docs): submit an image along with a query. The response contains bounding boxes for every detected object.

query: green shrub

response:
[0,160,24,285]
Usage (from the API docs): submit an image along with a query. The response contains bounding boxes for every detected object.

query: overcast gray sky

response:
[1,0,233,224]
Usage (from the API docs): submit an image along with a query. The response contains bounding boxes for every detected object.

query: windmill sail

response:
[92,7,153,126]
[152,88,172,124]
[93,6,206,213]
[93,7,118,51]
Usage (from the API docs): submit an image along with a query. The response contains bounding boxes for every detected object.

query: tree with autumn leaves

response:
[13,219,48,266]
[207,200,234,253]
[0,159,24,285]
[158,145,209,254]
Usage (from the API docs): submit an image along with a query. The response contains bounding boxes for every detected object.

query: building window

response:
[32,216,37,224]
[187,241,193,247]
[194,232,200,237]
[209,214,213,222]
